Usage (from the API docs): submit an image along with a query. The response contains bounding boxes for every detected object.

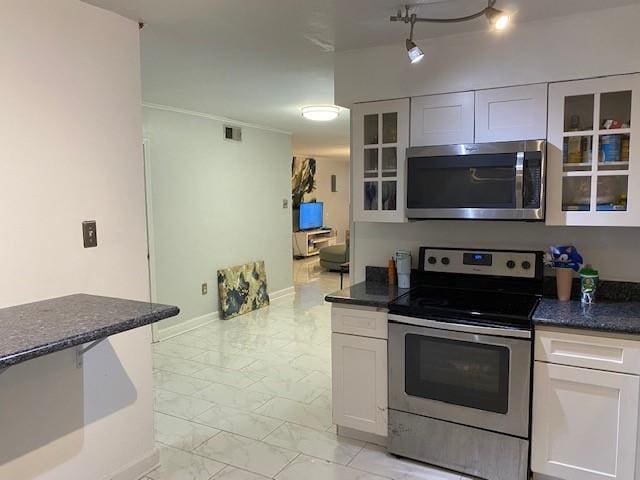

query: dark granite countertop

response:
[0,294,179,369]
[533,298,640,334]
[325,281,410,309]
[326,270,640,335]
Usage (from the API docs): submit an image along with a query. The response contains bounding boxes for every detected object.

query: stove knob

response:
[428,256,437,265]
[522,261,532,270]
[506,260,516,269]
[441,257,450,265]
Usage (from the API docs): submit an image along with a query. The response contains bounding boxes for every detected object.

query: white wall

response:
[317,158,350,243]
[0,1,155,479]
[352,221,640,283]
[337,4,640,283]
[335,4,640,106]
[144,106,293,338]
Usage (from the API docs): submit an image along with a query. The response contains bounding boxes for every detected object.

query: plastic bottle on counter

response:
[580,265,599,304]
[388,258,397,286]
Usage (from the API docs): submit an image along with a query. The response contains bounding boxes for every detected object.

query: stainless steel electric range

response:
[387,247,544,480]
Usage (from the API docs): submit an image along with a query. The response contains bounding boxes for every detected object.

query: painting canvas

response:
[217,260,270,319]
[291,157,317,208]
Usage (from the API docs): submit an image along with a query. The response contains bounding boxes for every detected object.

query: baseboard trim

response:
[153,286,294,342]
[108,447,160,480]
[154,311,219,342]
[270,286,295,301]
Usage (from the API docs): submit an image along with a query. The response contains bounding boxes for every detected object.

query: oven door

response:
[388,317,531,438]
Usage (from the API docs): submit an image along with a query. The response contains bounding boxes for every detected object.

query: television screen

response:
[299,202,323,230]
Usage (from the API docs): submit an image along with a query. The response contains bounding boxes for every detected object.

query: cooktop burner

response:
[389,285,539,330]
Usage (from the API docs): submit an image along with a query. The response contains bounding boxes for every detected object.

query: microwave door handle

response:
[515,152,524,209]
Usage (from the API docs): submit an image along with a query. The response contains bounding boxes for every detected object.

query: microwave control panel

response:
[422,248,538,278]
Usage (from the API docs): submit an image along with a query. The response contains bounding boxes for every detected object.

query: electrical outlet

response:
[282,198,288,209]
[82,221,97,248]
[201,283,208,295]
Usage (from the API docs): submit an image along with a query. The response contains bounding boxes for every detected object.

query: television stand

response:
[293,228,336,258]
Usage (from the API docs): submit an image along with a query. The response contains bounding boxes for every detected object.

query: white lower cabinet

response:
[532,347,640,479]
[331,332,388,436]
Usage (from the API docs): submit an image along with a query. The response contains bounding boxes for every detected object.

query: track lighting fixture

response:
[391,0,511,63]
[485,6,510,31]
[406,15,424,63]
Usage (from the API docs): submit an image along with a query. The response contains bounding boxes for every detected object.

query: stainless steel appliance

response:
[406,140,546,220]
[388,247,544,480]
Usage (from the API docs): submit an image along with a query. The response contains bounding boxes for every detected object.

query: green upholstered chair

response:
[319,231,349,271]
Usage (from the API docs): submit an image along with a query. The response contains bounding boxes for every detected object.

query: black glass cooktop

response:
[389,285,539,330]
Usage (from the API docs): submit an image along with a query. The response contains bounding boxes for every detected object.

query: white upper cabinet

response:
[546,74,640,226]
[475,84,548,142]
[352,98,409,223]
[410,92,474,146]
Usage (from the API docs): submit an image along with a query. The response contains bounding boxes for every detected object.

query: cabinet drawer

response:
[536,328,640,374]
[331,304,387,339]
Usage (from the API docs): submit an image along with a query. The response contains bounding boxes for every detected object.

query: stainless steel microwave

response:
[406,140,546,221]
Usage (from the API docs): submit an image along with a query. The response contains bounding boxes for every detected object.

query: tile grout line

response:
[271,452,301,479]
[152,275,344,479]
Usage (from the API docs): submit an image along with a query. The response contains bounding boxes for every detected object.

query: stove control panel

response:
[421,248,538,278]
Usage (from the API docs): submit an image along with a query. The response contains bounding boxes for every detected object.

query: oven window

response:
[405,334,510,414]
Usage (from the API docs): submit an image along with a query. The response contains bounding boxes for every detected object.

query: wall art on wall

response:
[217,260,270,319]
[291,157,317,208]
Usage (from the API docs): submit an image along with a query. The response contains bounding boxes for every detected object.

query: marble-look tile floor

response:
[146,258,469,479]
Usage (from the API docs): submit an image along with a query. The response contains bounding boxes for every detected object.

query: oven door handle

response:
[388,314,531,339]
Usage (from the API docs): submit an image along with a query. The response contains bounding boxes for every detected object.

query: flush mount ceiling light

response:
[301,105,340,122]
[391,0,511,64]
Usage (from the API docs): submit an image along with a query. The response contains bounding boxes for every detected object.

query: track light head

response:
[404,13,424,64]
[406,39,424,63]
[485,6,510,31]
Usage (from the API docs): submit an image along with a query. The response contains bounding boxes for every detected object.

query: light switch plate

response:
[82,221,97,248]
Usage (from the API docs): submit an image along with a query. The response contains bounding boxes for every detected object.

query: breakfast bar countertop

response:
[0,294,179,369]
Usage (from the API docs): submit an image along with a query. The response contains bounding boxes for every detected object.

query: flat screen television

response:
[299,202,323,230]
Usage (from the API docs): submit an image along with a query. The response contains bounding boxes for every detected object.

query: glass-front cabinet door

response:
[547,74,640,226]
[352,99,409,222]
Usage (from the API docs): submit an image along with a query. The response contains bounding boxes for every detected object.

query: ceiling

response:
[84,0,638,161]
